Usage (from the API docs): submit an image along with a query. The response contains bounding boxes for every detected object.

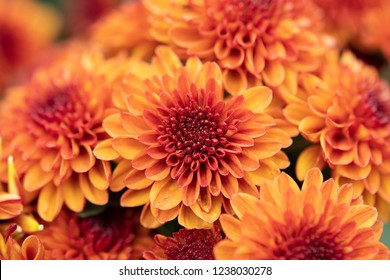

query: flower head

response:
[0,0,61,90]
[144,226,222,260]
[144,0,327,95]
[94,46,292,228]
[0,223,46,260]
[214,168,389,260]
[89,1,157,59]
[36,208,153,260]
[0,45,127,221]
[283,51,390,221]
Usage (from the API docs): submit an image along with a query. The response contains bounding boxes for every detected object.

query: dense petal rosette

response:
[36,208,153,260]
[144,0,328,96]
[89,0,158,59]
[283,51,390,221]
[0,46,127,221]
[214,169,389,260]
[143,226,222,260]
[95,47,293,228]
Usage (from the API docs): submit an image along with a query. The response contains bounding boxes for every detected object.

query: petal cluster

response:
[215,169,389,260]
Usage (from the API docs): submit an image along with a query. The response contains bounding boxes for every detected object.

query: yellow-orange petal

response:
[242,86,273,113]
[120,188,151,207]
[219,214,241,241]
[23,164,54,191]
[296,145,325,181]
[150,177,182,210]
[62,176,85,212]
[103,113,129,137]
[140,202,162,229]
[223,68,247,95]
[0,193,23,219]
[79,174,108,205]
[70,145,96,173]
[178,204,212,229]
[37,183,63,222]
[93,139,119,161]
[230,193,258,219]
[112,137,147,160]
[262,60,285,87]
[123,168,154,190]
[21,235,45,260]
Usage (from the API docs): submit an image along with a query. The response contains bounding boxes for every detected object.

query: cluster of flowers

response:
[0,0,390,260]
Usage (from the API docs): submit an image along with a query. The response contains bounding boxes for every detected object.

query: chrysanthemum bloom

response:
[143,226,222,260]
[36,208,153,260]
[0,0,61,90]
[0,223,46,260]
[89,0,158,59]
[0,46,128,222]
[144,0,328,96]
[94,47,293,228]
[360,2,390,60]
[283,51,390,221]
[313,0,382,48]
[62,0,120,35]
[214,169,389,260]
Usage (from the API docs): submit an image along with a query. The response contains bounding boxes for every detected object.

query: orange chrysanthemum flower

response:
[313,0,382,48]
[0,0,61,90]
[0,223,46,260]
[143,226,222,260]
[144,0,328,95]
[283,51,390,221]
[0,46,127,222]
[94,47,293,228]
[89,0,158,59]
[360,2,390,60]
[214,169,389,260]
[36,208,153,260]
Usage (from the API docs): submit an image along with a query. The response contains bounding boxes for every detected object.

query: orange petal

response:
[219,214,241,241]
[220,48,245,69]
[214,240,239,260]
[190,195,222,223]
[299,116,325,142]
[93,139,119,161]
[145,160,170,181]
[251,140,282,159]
[348,205,378,229]
[296,145,325,181]
[169,25,203,47]
[182,180,200,206]
[21,236,45,260]
[88,160,111,190]
[79,174,108,205]
[220,154,244,178]
[102,113,128,137]
[150,177,182,210]
[120,188,150,207]
[237,150,260,171]
[126,93,150,116]
[112,137,147,160]
[140,203,162,229]
[197,163,212,187]
[302,168,323,190]
[147,145,168,159]
[110,160,133,192]
[336,164,372,180]
[120,112,149,136]
[70,145,96,173]
[37,183,63,222]
[223,68,247,95]
[242,86,272,113]
[0,193,23,219]
[230,193,258,219]
[23,164,54,192]
[150,204,180,224]
[262,60,285,87]
[62,175,85,212]
[124,168,153,190]
[196,62,223,91]
[220,175,238,199]
[178,204,212,229]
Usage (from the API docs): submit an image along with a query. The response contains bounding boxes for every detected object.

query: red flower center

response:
[79,210,134,254]
[273,225,344,260]
[160,100,228,169]
[0,22,24,66]
[164,227,222,260]
[27,83,98,146]
[355,82,390,129]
